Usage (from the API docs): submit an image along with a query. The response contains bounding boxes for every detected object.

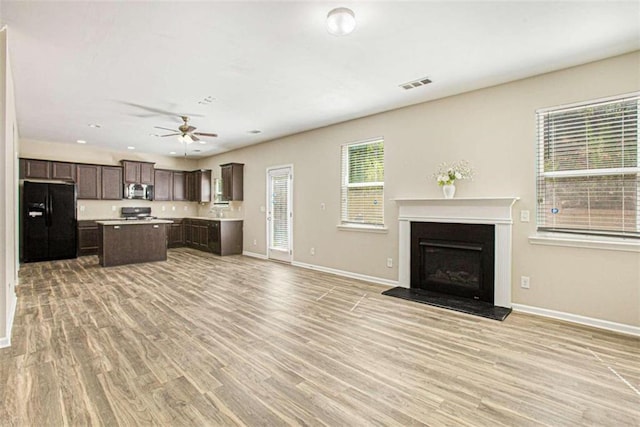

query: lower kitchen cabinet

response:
[208,220,243,255]
[177,218,242,255]
[77,220,99,256]
[168,219,184,248]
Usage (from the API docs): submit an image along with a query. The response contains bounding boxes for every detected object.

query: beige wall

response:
[199,51,640,327]
[1,27,19,346]
[19,140,203,220]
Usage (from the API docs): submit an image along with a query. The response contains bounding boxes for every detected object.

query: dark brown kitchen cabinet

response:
[183,219,192,245]
[98,222,168,267]
[220,163,243,201]
[121,160,155,185]
[208,220,243,255]
[189,219,209,250]
[172,171,186,201]
[20,159,51,179]
[154,169,173,201]
[76,164,102,199]
[52,162,76,181]
[101,166,123,200]
[168,219,184,248]
[77,220,99,256]
[194,170,212,203]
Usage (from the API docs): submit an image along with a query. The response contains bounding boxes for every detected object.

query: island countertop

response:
[95,219,174,226]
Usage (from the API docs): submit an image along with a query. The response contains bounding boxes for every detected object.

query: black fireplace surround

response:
[411,222,495,303]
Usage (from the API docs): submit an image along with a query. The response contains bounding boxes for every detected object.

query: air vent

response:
[400,77,432,90]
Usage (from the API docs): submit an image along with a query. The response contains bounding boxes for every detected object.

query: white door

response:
[267,166,293,262]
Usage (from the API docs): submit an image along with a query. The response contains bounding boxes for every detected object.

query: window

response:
[341,138,384,227]
[536,92,639,238]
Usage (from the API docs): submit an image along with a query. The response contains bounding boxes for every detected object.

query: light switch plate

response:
[520,210,530,222]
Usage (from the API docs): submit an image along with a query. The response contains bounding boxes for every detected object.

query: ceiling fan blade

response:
[155,126,179,132]
[186,126,196,133]
[191,135,201,142]
[119,101,205,119]
[160,133,180,137]
[193,132,218,137]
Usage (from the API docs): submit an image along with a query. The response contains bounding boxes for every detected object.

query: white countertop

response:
[95,219,174,226]
[186,217,243,221]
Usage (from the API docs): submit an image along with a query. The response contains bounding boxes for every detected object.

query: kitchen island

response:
[96,219,173,267]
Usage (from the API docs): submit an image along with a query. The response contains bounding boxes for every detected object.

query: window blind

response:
[536,93,639,238]
[341,139,384,226]
[271,173,290,250]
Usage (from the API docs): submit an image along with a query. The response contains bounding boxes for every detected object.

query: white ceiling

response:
[2,1,639,158]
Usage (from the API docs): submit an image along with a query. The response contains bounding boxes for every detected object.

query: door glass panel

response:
[270,173,289,250]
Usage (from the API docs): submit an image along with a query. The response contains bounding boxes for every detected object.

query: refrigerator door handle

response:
[45,195,52,227]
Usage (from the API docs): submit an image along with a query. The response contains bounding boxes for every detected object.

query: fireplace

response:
[411,222,495,303]
[394,197,519,309]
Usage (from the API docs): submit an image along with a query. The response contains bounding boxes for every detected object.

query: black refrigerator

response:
[22,181,77,262]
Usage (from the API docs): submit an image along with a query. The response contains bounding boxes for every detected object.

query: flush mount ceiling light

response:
[76,139,86,144]
[127,146,135,150]
[326,7,356,36]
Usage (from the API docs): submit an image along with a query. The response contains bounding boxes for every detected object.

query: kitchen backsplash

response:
[77,200,244,220]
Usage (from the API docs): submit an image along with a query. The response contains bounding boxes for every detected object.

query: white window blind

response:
[536,93,639,238]
[341,138,384,226]
[271,173,290,250]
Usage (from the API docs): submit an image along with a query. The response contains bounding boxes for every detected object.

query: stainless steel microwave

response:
[123,183,154,200]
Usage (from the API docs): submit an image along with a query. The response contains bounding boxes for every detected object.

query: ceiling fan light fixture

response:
[326,7,356,36]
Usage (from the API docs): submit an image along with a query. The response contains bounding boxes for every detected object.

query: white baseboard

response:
[0,286,17,349]
[242,251,268,260]
[512,303,640,337]
[291,261,398,287]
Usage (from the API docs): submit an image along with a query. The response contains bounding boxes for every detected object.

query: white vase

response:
[442,184,456,199]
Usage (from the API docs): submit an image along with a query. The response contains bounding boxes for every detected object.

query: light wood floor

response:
[1,248,638,426]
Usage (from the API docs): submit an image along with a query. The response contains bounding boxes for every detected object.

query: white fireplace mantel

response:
[394,197,519,308]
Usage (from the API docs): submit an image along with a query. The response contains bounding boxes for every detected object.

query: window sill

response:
[337,224,388,234]
[529,232,640,252]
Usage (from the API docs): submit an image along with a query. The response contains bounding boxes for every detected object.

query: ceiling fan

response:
[155,116,218,144]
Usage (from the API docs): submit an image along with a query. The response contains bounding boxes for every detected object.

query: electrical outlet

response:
[161,205,166,211]
[310,247,315,255]
[184,206,188,211]
[80,205,85,212]
[520,210,530,222]
[320,203,326,210]
[387,258,393,268]
[111,205,116,212]
[172,206,176,211]
[260,206,266,212]
[520,276,530,289]
[253,239,257,246]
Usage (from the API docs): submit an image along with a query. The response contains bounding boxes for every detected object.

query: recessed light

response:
[127,146,135,150]
[169,151,176,155]
[248,129,262,134]
[199,141,206,144]
[76,139,87,144]
[88,124,101,128]
[149,133,160,137]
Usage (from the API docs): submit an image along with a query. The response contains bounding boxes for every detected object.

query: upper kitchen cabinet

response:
[101,166,123,200]
[76,164,102,199]
[172,171,186,201]
[221,163,243,201]
[20,158,50,179]
[20,159,76,181]
[154,169,173,201]
[121,160,155,185]
[52,162,76,181]
[187,170,212,203]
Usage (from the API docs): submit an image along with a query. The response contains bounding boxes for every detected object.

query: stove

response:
[121,207,156,220]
